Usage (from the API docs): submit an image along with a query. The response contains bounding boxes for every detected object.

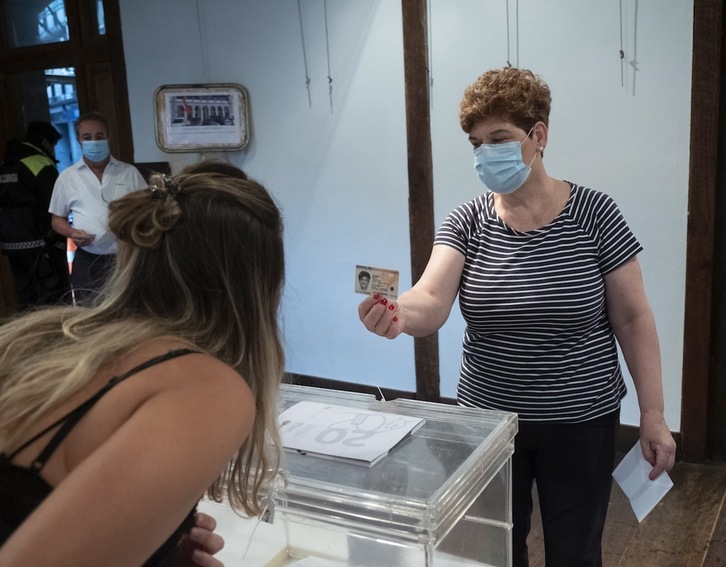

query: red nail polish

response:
[393,316,398,322]
[373,293,380,300]
[388,304,395,311]
[380,298,388,305]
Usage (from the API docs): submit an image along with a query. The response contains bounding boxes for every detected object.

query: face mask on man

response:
[473,127,537,195]
[81,139,110,163]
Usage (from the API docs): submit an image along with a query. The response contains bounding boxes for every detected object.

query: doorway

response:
[0,0,134,315]
[0,0,134,162]
[12,66,80,172]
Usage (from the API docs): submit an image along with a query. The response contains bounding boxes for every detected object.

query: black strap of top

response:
[7,348,199,471]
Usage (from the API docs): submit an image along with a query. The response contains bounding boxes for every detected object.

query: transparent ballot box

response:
[202,384,517,567]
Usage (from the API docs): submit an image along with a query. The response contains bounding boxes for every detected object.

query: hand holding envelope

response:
[612,442,674,522]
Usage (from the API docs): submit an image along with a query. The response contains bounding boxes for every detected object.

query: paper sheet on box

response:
[612,442,673,522]
[279,401,424,466]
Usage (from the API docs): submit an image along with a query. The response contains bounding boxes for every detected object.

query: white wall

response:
[120,0,691,430]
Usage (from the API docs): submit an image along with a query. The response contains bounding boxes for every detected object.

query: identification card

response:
[355,265,399,298]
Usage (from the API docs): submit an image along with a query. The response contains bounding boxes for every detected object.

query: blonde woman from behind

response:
[0,165,285,566]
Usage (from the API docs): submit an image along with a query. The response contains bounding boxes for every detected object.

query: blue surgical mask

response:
[473,130,537,195]
[81,140,110,163]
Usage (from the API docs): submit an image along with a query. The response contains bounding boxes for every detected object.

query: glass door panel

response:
[46,67,79,171]
[14,66,79,171]
[2,0,69,48]
[95,0,105,35]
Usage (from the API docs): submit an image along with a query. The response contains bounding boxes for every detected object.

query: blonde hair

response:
[459,67,551,134]
[0,167,285,517]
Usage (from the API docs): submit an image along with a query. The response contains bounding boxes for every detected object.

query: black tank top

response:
[0,348,201,565]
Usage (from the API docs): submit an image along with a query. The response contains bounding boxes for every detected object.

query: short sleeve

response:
[131,167,147,191]
[434,198,481,256]
[590,191,643,275]
[48,173,71,217]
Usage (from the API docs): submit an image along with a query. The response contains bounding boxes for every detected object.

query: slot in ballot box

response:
[199,384,517,566]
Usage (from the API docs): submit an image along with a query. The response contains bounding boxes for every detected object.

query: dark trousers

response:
[70,248,115,304]
[7,254,40,309]
[7,247,71,309]
[47,243,72,303]
[512,413,619,567]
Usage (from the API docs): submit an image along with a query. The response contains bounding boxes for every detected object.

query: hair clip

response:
[163,175,180,197]
[149,174,181,201]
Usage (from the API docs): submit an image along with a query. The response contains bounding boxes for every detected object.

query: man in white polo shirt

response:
[49,111,146,303]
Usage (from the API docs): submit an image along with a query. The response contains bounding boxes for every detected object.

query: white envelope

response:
[612,441,674,522]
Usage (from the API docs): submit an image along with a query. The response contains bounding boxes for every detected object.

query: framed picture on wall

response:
[154,83,249,152]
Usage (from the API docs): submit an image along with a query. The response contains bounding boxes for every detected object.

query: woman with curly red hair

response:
[359,67,676,566]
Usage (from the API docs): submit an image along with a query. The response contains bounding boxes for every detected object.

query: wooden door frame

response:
[0,0,134,163]
[401,0,440,402]
[681,0,724,462]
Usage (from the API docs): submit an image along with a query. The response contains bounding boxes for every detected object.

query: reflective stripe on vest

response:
[0,240,45,250]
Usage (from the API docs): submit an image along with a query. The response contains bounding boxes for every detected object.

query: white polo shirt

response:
[49,156,146,255]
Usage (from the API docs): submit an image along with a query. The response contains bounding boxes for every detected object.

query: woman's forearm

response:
[397,286,455,337]
[613,311,665,417]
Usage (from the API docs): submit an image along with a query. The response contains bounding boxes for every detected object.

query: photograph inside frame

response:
[154,83,249,152]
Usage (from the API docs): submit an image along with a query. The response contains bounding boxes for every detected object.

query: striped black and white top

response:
[434,183,642,423]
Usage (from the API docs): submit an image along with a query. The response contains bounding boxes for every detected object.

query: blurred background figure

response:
[49,111,145,303]
[0,121,70,310]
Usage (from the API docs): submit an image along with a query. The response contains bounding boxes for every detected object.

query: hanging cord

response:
[619,0,625,87]
[297,0,312,107]
[240,486,278,562]
[506,0,519,67]
[427,0,434,109]
[507,0,519,67]
[515,0,519,67]
[196,0,212,161]
[324,0,334,114]
[195,0,211,83]
[506,0,511,66]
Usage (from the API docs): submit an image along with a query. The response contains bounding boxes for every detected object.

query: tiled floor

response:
[527,459,726,566]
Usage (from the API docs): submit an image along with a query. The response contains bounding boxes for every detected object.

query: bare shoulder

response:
[142,350,256,435]
[118,340,249,396]
[114,350,257,481]
[0,347,261,566]
[163,350,248,389]
[70,344,258,468]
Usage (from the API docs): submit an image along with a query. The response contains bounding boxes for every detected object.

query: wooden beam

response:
[400,0,440,402]
[680,0,723,462]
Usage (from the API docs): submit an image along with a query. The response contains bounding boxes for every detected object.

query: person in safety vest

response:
[0,121,69,309]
